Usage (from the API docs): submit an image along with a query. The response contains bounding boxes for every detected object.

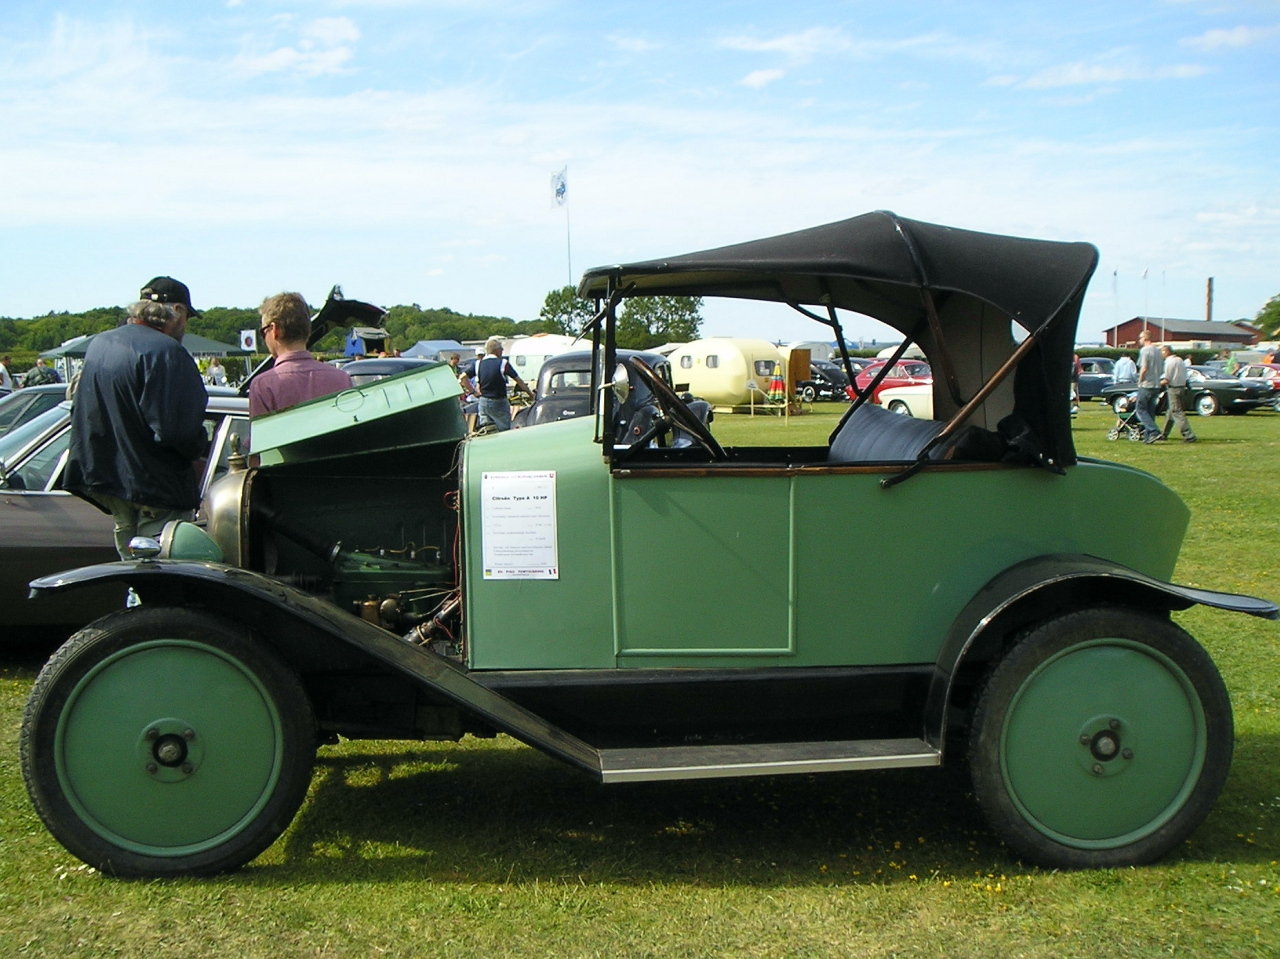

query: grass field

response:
[2,401,1277,958]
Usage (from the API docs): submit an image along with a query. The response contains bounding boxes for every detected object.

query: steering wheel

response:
[623,357,726,460]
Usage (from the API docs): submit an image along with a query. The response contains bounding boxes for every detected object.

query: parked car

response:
[21,212,1276,879]
[340,356,435,387]
[854,358,932,403]
[876,382,933,419]
[0,383,68,437]
[1235,363,1280,408]
[1076,357,1115,401]
[511,349,711,445]
[0,391,250,630]
[1100,368,1273,417]
[796,359,851,402]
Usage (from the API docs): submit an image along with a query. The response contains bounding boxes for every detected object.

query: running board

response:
[598,737,940,783]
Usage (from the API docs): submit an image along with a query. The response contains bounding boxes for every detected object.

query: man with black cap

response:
[63,278,208,558]
[139,275,199,337]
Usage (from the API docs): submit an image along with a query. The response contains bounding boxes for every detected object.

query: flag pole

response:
[565,199,573,288]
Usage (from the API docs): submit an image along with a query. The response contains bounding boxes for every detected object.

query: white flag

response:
[241,329,258,352]
[551,167,567,207]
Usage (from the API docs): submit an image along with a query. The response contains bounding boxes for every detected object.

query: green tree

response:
[193,307,259,348]
[537,286,595,335]
[615,296,703,350]
[1256,294,1280,337]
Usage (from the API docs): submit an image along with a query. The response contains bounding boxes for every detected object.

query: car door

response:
[611,471,794,662]
[0,421,119,629]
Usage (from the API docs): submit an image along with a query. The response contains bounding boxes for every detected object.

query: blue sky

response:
[1,0,1277,344]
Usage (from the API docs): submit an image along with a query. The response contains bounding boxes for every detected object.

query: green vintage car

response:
[21,212,1277,877]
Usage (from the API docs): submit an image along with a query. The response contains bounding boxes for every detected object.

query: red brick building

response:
[1104,317,1259,348]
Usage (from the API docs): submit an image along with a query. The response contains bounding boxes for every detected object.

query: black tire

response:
[968,607,1232,868]
[887,399,911,416]
[21,607,316,877]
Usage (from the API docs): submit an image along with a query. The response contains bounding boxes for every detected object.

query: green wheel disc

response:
[998,638,1206,847]
[54,639,286,856]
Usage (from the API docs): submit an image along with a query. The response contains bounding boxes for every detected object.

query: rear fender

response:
[29,561,600,774]
[924,554,1277,752]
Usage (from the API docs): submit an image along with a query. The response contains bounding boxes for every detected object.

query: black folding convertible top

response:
[578,211,1099,468]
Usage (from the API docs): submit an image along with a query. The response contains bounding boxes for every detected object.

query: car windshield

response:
[0,387,62,434]
[546,370,592,394]
[0,402,68,467]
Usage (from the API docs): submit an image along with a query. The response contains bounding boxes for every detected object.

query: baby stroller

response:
[1107,393,1144,441]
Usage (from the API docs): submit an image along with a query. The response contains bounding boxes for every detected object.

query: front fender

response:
[29,560,601,774]
[31,559,322,622]
[922,553,1277,750]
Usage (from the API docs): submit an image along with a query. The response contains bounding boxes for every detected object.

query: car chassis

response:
[21,211,1277,877]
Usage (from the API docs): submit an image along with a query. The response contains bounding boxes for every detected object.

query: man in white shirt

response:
[1113,353,1136,384]
[1159,344,1197,443]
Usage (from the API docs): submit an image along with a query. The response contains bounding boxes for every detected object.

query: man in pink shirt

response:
[249,292,354,417]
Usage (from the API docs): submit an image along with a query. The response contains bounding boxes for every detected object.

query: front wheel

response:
[968,607,1232,868]
[887,399,911,416]
[21,607,316,877]
[1194,393,1219,416]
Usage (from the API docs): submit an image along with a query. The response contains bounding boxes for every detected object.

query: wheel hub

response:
[1077,716,1134,777]
[137,718,204,782]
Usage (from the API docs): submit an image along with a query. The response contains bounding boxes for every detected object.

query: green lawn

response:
[2,401,1277,958]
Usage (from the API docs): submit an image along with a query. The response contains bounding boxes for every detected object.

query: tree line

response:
[0,288,703,373]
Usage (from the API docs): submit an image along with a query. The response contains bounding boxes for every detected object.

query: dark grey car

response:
[0,384,68,437]
[1077,357,1115,401]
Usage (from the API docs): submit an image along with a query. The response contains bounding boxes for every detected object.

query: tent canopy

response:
[402,339,465,359]
[41,331,250,359]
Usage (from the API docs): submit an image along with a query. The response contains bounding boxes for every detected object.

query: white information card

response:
[480,470,559,580]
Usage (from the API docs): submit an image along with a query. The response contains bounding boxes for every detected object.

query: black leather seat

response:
[828,402,945,463]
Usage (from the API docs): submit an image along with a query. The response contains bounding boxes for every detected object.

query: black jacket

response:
[63,323,208,511]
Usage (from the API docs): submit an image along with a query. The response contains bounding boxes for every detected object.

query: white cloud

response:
[235,46,355,76]
[608,33,660,54]
[718,27,845,61]
[233,16,360,77]
[1018,60,1209,89]
[717,28,1006,69]
[741,68,785,89]
[1181,24,1280,51]
[303,17,361,47]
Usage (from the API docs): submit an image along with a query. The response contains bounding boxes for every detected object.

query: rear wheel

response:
[887,399,911,416]
[969,607,1232,868]
[21,607,316,877]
